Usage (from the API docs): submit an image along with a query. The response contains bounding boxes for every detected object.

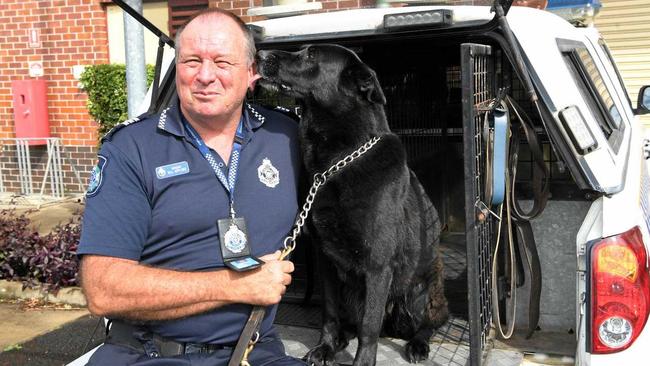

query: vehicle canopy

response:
[114,0,638,195]
[249,2,636,195]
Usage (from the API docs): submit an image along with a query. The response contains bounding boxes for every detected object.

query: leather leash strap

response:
[505,95,546,338]
[228,306,266,366]
[505,96,549,221]
[490,94,548,340]
[513,219,542,339]
[229,245,296,366]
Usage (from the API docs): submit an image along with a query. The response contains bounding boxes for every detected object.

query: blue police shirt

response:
[77,98,300,344]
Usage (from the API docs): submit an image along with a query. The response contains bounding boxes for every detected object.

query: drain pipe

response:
[123,0,147,119]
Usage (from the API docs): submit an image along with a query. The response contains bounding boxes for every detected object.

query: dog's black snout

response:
[256,50,281,78]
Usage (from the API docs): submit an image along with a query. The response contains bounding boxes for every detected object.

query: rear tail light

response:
[591,226,650,353]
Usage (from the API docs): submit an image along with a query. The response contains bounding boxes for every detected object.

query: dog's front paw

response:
[404,339,430,363]
[304,343,337,366]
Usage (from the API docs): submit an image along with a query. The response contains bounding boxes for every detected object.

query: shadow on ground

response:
[0,315,104,366]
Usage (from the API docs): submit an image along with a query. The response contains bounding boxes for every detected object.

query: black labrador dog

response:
[257,44,448,366]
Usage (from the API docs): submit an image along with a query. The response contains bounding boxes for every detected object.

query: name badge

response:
[217,217,263,272]
[155,161,190,179]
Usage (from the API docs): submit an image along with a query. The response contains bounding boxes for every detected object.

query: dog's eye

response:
[306,48,316,60]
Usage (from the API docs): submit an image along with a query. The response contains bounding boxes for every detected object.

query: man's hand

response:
[228,251,294,306]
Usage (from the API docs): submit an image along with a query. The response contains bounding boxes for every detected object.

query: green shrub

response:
[80,64,155,139]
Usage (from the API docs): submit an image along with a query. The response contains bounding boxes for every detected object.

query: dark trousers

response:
[86,332,307,366]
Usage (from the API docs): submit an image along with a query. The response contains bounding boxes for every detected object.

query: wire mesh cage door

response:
[461,43,496,366]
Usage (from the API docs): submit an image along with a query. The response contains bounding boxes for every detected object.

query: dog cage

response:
[252,34,576,365]
[249,40,494,365]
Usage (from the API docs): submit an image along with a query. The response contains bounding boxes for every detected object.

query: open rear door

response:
[462,42,497,366]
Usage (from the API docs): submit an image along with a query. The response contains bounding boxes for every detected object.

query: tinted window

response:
[559,40,625,151]
[574,47,622,128]
[597,38,633,110]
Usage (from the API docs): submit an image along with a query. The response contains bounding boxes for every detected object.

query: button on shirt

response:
[78,99,300,344]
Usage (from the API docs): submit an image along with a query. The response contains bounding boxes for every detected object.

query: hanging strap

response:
[491,166,517,339]
[490,94,548,339]
[228,307,265,366]
[505,95,545,337]
[513,220,542,339]
[505,95,549,221]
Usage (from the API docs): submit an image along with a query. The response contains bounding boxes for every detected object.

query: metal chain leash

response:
[240,136,381,366]
[239,136,382,366]
[279,135,382,260]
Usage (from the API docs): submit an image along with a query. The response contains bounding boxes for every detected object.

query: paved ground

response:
[0,300,93,366]
[0,300,88,353]
[0,195,88,365]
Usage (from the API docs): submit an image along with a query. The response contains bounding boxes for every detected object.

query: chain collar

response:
[280,136,382,259]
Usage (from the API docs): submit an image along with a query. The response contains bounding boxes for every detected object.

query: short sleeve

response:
[77,141,151,261]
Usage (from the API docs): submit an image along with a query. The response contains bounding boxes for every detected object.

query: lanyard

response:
[183,117,246,218]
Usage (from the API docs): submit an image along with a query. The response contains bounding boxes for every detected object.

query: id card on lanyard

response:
[183,116,264,272]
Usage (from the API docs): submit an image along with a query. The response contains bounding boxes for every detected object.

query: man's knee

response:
[250,335,308,366]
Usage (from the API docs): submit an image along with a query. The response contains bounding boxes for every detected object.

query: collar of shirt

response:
[156,98,266,146]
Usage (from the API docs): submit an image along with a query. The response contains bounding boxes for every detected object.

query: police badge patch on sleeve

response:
[86,155,107,197]
[257,158,279,188]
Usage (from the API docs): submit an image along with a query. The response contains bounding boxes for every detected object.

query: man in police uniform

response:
[78,9,305,366]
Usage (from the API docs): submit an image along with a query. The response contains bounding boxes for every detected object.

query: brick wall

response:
[0,0,109,195]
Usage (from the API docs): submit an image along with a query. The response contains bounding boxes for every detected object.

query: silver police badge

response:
[257,158,279,188]
[224,223,247,254]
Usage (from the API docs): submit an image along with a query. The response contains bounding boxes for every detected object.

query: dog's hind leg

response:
[425,254,449,328]
[405,254,449,363]
[353,268,393,366]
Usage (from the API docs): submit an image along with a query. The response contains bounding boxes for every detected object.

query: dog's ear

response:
[352,64,386,105]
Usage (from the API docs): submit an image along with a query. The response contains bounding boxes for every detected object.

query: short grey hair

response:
[174,9,256,65]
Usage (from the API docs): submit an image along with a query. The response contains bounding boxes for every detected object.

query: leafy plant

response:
[3,344,22,352]
[79,64,155,138]
[0,209,81,293]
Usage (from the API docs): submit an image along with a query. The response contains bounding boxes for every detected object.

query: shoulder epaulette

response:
[268,105,301,123]
[101,110,159,142]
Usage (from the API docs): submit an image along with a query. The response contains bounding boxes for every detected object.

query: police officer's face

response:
[176,15,256,125]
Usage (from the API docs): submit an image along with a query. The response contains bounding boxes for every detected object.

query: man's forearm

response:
[120,300,225,321]
[81,253,291,320]
[81,256,235,318]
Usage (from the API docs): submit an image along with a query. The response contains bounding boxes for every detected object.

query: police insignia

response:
[224,223,247,254]
[86,155,107,197]
[257,158,279,188]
